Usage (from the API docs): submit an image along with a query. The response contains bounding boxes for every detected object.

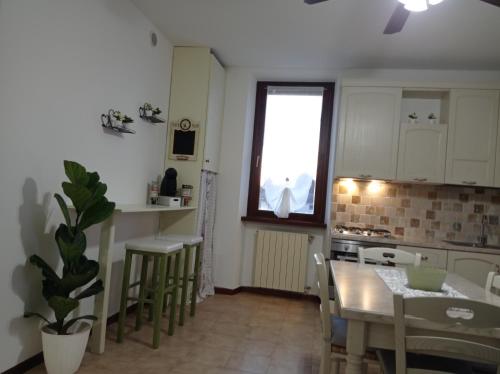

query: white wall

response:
[213,67,339,291]
[213,66,500,293]
[0,0,172,370]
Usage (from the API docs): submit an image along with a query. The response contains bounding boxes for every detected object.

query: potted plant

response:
[152,107,162,117]
[408,112,418,124]
[428,113,437,125]
[143,103,154,118]
[112,111,134,129]
[25,161,115,374]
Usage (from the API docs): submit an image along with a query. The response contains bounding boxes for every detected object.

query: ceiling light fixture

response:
[398,0,445,12]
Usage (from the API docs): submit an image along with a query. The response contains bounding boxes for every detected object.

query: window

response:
[244,81,334,227]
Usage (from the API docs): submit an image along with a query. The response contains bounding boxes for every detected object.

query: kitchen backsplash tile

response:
[332,180,500,245]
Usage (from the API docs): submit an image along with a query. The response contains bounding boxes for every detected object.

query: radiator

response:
[253,230,309,293]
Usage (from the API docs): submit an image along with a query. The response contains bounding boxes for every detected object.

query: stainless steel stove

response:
[331,225,395,262]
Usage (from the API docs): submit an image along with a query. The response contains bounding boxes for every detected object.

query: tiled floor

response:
[28,292,380,373]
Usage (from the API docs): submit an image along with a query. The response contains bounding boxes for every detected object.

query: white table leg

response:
[89,213,116,354]
[345,319,367,374]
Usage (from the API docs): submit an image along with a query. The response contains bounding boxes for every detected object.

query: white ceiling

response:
[132,0,500,70]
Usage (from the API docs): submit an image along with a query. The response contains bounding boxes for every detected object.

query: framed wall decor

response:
[168,118,200,161]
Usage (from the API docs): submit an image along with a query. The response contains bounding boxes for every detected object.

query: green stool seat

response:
[156,235,203,326]
[116,239,183,349]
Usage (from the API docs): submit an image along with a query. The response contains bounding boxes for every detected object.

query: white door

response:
[335,87,402,180]
[445,89,500,187]
[447,250,500,287]
[203,55,225,173]
[397,123,447,183]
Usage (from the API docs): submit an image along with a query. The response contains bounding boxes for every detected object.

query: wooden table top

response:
[330,261,500,337]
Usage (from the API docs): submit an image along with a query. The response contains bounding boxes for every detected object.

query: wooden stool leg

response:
[168,252,181,336]
[152,255,167,349]
[162,256,172,314]
[190,243,202,317]
[148,256,160,322]
[135,254,149,331]
[179,245,191,326]
[117,251,133,343]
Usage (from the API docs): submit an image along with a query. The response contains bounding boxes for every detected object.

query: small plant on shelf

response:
[140,102,165,124]
[113,111,134,125]
[428,113,437,124]
[408,112,418,123]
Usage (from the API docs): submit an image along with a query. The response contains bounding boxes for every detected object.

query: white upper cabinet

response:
[203,55,225,173]
[335,87,402,180]
[445,89,500,187]
[397,123,447,183]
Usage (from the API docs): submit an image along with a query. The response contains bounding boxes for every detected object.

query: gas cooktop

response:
[333,225,392,239]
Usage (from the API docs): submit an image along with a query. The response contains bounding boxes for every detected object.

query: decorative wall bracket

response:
[101,109,135,134]
[139,103,165,124]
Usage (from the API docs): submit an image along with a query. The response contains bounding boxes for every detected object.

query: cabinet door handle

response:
[462,181,477,185]
[205,159,210,163]
[414,178,428,182]
[359,174,372,179]
[421,256,429,261]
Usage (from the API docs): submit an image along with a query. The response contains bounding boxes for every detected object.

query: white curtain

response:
[262,174,313,218]
[196,170,217,299]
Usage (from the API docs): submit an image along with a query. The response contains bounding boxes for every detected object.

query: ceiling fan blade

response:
[479,0,500,7]
[383,3,411,34]
[304,0,329,4]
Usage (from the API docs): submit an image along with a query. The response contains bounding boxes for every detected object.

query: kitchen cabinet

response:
[396,123,447,183]
[447,250,500,287]
[445,89,500,187]
[203,55,225,173]
[397,245,447,269]
[164,47,225,235]
[335,87,402,180]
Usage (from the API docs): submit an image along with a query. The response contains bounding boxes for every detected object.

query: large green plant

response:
[25,161,115,335]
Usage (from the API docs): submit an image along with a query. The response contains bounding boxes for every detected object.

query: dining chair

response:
[486,271,500,294]
[378,293,500,374]
[359,247,421,266]
[314,253,379,374]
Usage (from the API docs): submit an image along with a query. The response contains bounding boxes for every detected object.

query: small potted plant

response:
[143,103,154,118]
[152,107,162,117]
[24,161,115,374]
[112,111,134,129]
[408,112,418,124]
[428,113,437,125]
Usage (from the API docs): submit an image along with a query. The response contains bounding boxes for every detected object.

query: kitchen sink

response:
[443,240,500,250]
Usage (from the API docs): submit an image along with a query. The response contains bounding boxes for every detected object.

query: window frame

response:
[243,81,335,228]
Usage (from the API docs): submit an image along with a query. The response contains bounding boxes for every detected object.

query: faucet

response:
[478,215,488,247]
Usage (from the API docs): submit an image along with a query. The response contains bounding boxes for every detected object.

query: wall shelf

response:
[101,109,136,134]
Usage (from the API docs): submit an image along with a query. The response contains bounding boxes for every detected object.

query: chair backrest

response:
[314,252,331,342]
[359,247,421,266]
[394,293,500,374]
[486,271,500,294]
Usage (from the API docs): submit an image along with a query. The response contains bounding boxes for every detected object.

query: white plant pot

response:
[41,322,91,374]
[409,118,417,124]
[145,109,153,117]
[429,119,437,125]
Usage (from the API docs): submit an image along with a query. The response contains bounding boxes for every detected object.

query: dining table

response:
[330,260,500,374]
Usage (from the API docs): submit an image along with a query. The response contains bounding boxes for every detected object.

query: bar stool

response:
[116,239,183,349]
[156,235,203,326]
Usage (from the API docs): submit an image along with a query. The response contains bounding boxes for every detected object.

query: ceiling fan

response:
[304,0,500,34]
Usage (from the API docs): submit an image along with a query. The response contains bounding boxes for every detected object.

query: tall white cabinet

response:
[161,47,225,235]
[335,87,402,180]
[445,89,500,187]
[203,56,225,173]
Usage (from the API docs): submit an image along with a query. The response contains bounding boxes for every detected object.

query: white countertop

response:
[331,232,500,255]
